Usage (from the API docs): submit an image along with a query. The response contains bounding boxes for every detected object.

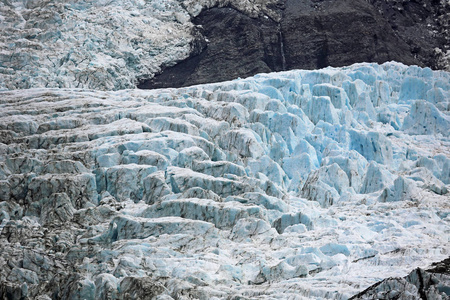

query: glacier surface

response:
[0,62,449,299]
[0,0,281,91]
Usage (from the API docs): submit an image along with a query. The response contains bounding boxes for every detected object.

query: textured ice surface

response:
[0,0,280,91]
[0,62,449,299]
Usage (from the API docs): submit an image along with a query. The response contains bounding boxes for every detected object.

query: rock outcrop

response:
[351,257,450,300]
[139,0,450,89]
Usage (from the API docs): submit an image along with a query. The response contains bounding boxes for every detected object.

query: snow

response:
[0,62,449,299]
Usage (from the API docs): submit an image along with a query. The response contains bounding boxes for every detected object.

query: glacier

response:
[0,0,281,91]
[0,62,449,299]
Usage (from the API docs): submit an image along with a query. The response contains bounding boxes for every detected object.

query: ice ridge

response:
[0,62,449,299]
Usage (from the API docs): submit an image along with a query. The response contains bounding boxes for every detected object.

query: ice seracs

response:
[0,62,449,299]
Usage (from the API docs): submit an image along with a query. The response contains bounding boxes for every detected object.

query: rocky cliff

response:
[139,0,450,89]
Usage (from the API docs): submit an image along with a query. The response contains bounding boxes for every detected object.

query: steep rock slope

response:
[137,6,285,89]
[140,0,450,89]
[1,63,449,299]
[281,0,416,69]
[369,0,450,70]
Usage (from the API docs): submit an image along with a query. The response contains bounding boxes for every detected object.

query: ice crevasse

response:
[0,62,449,299]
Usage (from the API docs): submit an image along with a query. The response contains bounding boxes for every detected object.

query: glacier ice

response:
[0,0,282,91]
[0,62,449,299]
[402,100,450,136]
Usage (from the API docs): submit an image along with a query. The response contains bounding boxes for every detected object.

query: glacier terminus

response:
[0,62,449,299]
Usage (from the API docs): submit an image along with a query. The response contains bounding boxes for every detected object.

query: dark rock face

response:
[368,0,450,70]
[428,257,450,275]
[138,0,449,89]
[138,7,285,89]
[350,257,450,300]
[281,0,417,70]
